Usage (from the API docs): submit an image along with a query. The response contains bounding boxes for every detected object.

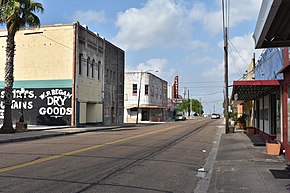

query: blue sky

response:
[3,0,263,114]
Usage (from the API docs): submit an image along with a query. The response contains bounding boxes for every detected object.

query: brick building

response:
[0,22,124,127]
[103,41,125,125]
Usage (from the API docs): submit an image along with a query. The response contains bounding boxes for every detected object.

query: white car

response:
[175,113,186,121]
[211,113,220,119]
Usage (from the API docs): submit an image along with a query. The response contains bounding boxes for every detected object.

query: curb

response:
[0,123,159,144]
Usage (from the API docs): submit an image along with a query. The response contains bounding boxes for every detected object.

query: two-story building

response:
[0,22,124,127]
[103,41,125,125]
[124,72,168,123]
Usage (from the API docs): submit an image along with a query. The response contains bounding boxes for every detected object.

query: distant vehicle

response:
[211,113,220,119]
[175,113,186,121]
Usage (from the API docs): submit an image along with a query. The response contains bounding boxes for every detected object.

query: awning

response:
[231,80,281,101]
[253,0,290,48]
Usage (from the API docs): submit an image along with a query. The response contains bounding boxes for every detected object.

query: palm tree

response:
[0,0,44,133]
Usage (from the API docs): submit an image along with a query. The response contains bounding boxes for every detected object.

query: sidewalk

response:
[208,132,290,193]
[0,123,140,144]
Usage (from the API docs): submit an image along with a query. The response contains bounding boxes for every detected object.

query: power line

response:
[179,81,223,84]
[228,45,244,76]
[228,39,249,67]
[178,86,223,90]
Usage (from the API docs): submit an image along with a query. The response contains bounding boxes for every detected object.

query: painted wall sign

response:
[0,88,72,125]
[255,48,284,80]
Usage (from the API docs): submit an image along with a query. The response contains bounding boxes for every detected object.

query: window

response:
[98,61,101,80]
[87,57,90,77]
[287,85,290,143]
[91,59,95,78]
[106,69,109,83]
[156,88,158,98]
[133,84,137,96]
[78,54,83,75]
[145,85,149,95]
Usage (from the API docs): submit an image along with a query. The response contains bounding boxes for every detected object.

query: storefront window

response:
[288,86,290,143]
[276,97,281,140]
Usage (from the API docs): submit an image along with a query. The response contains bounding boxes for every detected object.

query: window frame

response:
[133,84,137,96]
[145,84,149,95]
[91,59,95,78]
[87,57,90,77]
[78,53,83,75]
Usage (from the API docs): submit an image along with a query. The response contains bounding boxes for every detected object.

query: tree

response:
[177,99,204,115]
[0,0,43,133]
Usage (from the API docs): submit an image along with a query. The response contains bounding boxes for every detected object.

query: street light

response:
[136,69,158,124]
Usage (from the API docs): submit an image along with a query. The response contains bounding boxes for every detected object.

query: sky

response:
[2,0,264,114]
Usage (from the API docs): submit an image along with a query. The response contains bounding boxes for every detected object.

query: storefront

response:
[232,48,290,160]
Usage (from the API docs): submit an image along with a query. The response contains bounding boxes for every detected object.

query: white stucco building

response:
[124,72,168,123]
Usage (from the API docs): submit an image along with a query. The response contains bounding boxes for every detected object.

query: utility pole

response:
[190,99,192,117]
[224,27,229,133]
[188,89,190,117]
[183,88,186,115]
[136,70,143,124]
[199,97,202,116]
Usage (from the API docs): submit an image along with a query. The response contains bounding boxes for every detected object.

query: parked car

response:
[211,113,220,119]
[175,113,186,121]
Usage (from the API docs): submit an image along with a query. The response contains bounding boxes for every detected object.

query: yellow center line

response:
[0,125,178,173]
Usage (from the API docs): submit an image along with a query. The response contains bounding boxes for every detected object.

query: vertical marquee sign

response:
[0,88,72,125]
[173,75,179,99]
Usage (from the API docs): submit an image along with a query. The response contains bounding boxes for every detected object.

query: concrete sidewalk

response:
[0,123,140,144]
[208,132,290,193]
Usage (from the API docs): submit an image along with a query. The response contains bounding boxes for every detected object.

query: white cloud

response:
[73,10,106,25]
[229,0,263,27]
[188,40,209,50]
[137,58,169,79]
[189,0,262,35]
[126,58,176,81]
[113,0,262,51]
[114,0,190,51]
[203,33,257,80]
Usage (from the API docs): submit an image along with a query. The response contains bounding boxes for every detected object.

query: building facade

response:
[124,72,168,123]
[231,47,290,160]
[0,22,124,127]
[103,40,125,125]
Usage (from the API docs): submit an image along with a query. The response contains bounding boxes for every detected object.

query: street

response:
[0,118,223,193]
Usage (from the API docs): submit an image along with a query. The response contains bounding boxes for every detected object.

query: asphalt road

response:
[0,118,223,193]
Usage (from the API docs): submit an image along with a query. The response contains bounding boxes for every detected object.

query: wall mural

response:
[0,88,72,125]
[255,48,284,80]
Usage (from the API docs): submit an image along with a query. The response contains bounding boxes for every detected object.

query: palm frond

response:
[1,0,44,33]
[0,0,9,6]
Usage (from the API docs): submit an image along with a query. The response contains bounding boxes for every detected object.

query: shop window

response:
[276,96,281,140]
[287,86,290,143]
